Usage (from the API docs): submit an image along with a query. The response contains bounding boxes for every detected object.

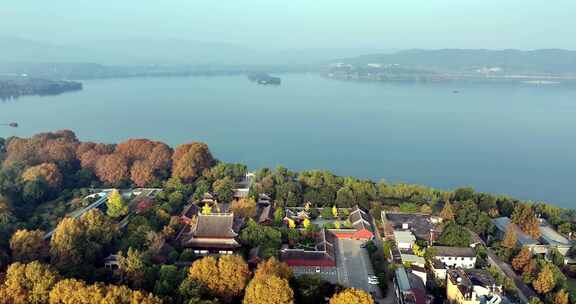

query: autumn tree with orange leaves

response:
[94,153,129,185]
[130,160,155,187]
[172,142,215,183]
[115,139,172,185]
[3,130,78,167]
[512,247,532,272]
[511,204,540,239]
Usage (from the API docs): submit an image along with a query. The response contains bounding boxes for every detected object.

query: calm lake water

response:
[1,74,575,208]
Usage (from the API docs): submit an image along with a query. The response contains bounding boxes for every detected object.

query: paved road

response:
[371,217,398,304]
[43,192,110,240]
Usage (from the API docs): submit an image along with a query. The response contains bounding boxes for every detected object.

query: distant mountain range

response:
[335,49,576,74]
[0,36,390,66]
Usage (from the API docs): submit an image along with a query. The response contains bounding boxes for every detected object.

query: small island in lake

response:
[0,77,83,100]
[247,72,281,85]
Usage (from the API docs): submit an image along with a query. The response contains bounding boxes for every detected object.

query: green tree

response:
[213,177,235,204]
[437,222,471,247]
[274,208,284,225]
[320,206,332,219]
[107,189,128,218]
[453,187,475,202]
[558,223,572,235]
[549,248,565,267]
[335,188,354,208]
[22,179,49,205]
[154,264,183,297]
[239,219,282,258]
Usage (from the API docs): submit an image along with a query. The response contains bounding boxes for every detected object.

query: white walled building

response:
[432,246,477,269]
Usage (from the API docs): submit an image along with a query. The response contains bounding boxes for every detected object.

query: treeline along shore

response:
[0,130,575,304]
[0,77,82,100]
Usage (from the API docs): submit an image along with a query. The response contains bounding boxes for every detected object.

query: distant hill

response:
[336,49,576,74]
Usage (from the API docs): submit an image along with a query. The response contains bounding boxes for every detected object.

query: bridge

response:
[43,192,110,240]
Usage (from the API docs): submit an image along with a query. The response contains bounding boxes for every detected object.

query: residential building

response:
[382,211,441,243]
[401,252,426,268]
[394,266,427,304]
[538,219,572,256]
[395,230,417,250]
[446,269,501,304]
[432,246,477,269]
[431,259,448,280]
[492,217,570,258]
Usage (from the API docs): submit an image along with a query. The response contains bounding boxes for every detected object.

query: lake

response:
[1,74,575,208]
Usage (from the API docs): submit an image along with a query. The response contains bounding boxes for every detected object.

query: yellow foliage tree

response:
[10,229,49,262]
[188,255,250,302]
[106,189,127,218]
[412,243,425,257]
[243,275,294,304]
[329,288,374,304]
[254,257,293,280]
[332,206,338,218]
[229,197,257,218]
[554,289,569,304]
[48,279,161,304]
[532,264,556,294]
[202,203,212,215]
[48,279,104,304]
[0,261,60,304]
[420,204,432,214]
[287,218,296,229]
[303,218,311,229]
[440,201,454,221]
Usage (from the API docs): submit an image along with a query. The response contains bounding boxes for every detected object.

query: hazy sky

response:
[2,0,575,50]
